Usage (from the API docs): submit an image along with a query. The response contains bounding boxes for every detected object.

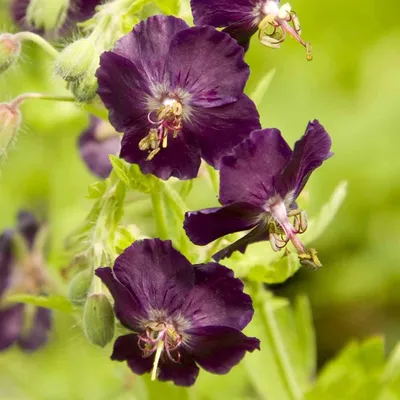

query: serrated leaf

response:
[6,294,74,313]
[86,181,107,199]
[155,0,180,15]
[250,68,276,108]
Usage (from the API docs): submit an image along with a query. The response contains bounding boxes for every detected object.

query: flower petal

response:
[166,27,249,108]
[223,21,258,51]
[220,128,293,206]
[0,231,13,297]
[95,267,147,331]
[111,333,154,375]
[18,307,52,351]
[113,15,189,85]
[186,325,260,374]
[184,94,260,168]
[181,263,254,330]
[184,202,263,246]
[17,210,39,249]
[158,349,200,387]
[111,240,195,316]
[0,304,23,351]
[120,117,202,180]
[96,52,151,133]
[278,120,333,199]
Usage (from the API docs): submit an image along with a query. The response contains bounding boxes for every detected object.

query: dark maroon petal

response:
[184,202,264,246]
[17,210,39,249]
[166,27,249,108]
[278,120,333,199]
[185,94,260,168]
[0,304,23,351]
[158,349,200,387]
[18,307,52,351]
[111,240,195,316]
[120,117,202,180]
[78,117,121,179]
[191,0,258,28]
[220,128,293,206]
[180,263,254,330]
[96,52,151,133]
[113,15,189,85]
[213,222,270,261]
[95,267,147,331]
[0,231,14,297]
[186,325,260,374]
[111,333,154,375]
[223,21,258,51]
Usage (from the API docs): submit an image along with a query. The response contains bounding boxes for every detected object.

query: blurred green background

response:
[0,0,399,398]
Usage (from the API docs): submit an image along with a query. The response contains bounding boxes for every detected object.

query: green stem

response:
[151,191,168,239]
[262,297,303,400]
[15,32,59,58]
[11,92,76,108]
[92,275,103,294]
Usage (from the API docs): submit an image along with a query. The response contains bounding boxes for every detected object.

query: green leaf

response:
[250,68,276,108]
[155,0,180,15]
[128,164,152,193]
[6,294,74,313]
[86,181,107,199]
[109,155,130,186]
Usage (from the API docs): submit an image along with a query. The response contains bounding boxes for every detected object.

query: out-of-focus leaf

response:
[155,0,180,15]
[250,68,276,108]
[378,344,400,400]
[109,155,130,186]
[6,294,74,313]
[86,181,107,199]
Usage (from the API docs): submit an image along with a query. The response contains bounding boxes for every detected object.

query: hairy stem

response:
[15,32,59,58]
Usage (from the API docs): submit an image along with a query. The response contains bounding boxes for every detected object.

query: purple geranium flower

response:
[95,239,259,386]
[78,116,121,179]
[191,0,311,58]
[96,15,260,180]
[0,211,52,352]
[11,0,100,38]
[184,120,333,267]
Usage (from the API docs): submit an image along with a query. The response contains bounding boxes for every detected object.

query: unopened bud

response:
[83,293,115,347]
[55,39,97,81]
[26,0,69,33]
[0,34,21,73]
[70,63,98,103]
[67,268,93,306]
[0,103,21,158]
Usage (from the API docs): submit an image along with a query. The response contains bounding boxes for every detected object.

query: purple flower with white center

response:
[78,116,121,179]
[96,15,260,180]
[0,211,52,352]
[191,0,312,59]
[95,239,259,386]
[184,120,333,267]
[11,0,101,38]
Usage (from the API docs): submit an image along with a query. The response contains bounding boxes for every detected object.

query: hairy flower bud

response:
[67,268,93,306]
[0,103,21,159]
[70,60,99,102]
[26,0,70,33]
[55,38,96,81]
[83,293,115,347]
[0,34,21,74]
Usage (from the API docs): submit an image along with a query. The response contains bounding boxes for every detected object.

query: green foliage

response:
[154,0,180,15]
[5,294,74,313]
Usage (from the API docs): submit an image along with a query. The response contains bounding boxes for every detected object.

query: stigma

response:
[257,1,313,60]
[139,98,183,160]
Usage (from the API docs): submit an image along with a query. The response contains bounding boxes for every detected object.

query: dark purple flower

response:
[78,116,121,179]
[95,239,259,386]
[184,120,333,267]
[96,15,260,180]
[191,0,312,58]
[0,211,52,352]
[11,0,100,38]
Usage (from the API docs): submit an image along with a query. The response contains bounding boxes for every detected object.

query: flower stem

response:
[15,32,59,59]
[151,340,164,381]
[10,93,76,108]
[151,191,168,239]
[92,275,103,294]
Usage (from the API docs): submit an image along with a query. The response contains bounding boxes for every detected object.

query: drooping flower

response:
[184,120,333,267]
[11,0,101,38]
[95,239,259,386]
[78,116,121,179]
[191,0,312,58]
[96,15,260,180]
[0,211,52,352]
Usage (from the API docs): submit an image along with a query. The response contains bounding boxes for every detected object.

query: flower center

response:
[139,97,183,161]
[137,321,183,381]
[266,199,321,268]
[258,1,312,60]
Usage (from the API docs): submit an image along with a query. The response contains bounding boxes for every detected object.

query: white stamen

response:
[262,0,281,16]
[162,97,178,107]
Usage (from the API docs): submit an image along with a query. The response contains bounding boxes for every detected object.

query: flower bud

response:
[69,61,99,103]
[0,34,21,74]
[0,103,21,158]
[67,268,93,306]
[26,0,69,33]
[83,293,115,347]
[55,39,97,81]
